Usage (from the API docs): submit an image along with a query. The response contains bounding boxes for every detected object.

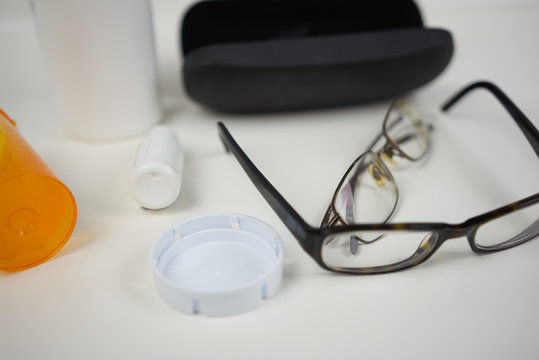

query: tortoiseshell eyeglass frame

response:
[217,81,539,274]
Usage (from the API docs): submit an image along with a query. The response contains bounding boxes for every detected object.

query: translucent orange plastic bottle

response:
[0,109,77,271]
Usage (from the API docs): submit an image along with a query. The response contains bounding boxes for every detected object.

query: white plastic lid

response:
[150,213,284,316]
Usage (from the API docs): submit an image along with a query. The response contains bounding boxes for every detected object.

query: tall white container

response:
[29,0,161,139]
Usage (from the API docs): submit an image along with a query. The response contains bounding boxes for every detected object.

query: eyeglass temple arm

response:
[440,81,539,159]
[217,122,318,254]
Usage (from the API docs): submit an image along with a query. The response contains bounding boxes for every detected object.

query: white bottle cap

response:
[130,125,183,210]
[150,213,284,316]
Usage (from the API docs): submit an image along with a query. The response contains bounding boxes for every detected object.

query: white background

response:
[1,0,539,359]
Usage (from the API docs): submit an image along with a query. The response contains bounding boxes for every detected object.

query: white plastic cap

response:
[150,213,284,316]
[130,125,183,210]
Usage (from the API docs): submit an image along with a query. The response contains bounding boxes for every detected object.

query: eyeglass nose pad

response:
[367,162,388,187]
[367,153,395,189]
[350,236,359,255]
[380,152,398,166]
[412,232,438,260]
[323,236,335,247]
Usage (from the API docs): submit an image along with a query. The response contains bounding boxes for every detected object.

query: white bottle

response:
[130,126,183,210]
[29,0,161,139]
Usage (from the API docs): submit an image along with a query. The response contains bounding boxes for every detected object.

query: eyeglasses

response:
[321,99,430,229]
[217,81,539,274]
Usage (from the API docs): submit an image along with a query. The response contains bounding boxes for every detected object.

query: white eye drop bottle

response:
[130,126,183,210]
[29,0,161,139]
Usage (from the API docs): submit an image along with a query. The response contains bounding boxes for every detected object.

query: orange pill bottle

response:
[0,109,77,271]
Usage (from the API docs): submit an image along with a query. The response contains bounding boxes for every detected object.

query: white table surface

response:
[1,1,539,359]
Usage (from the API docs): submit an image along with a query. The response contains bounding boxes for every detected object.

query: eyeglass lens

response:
[474,202,539,249]
[384,100,429,161]
[332,101,429,226]
[321,229,437,271]
[334,152,398,224]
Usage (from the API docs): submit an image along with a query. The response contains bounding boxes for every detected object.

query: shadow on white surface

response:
[52,226,106,262]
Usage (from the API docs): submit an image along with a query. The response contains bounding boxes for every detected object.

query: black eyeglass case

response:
[181,0,454,113]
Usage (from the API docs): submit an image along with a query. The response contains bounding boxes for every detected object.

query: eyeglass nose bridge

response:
[436,223,479,248]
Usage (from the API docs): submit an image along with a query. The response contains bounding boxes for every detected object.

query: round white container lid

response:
[150,213,284,316]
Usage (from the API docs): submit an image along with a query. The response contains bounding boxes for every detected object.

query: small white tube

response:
[130,126,183,210]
